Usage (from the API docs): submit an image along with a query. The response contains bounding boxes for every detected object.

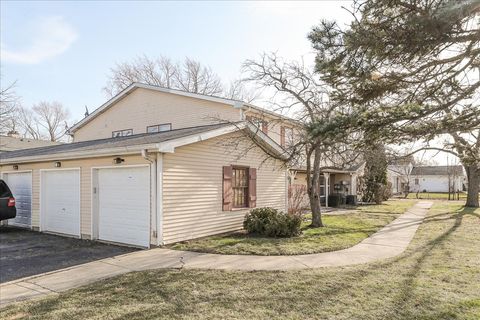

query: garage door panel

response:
[98,167,150,247]
[4,172,32,228]
[42,170,80,236]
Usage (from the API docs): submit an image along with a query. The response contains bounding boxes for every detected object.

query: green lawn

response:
[406,192,468,200]
[1,202,479,320]
[169,200,416,255]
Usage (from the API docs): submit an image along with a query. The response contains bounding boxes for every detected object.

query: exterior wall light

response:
[113,157,125,164]
[13,165,18,170]
[54,161,62,168]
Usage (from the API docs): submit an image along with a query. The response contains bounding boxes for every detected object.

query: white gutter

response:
[2,123,288,165]
[0,143,162,164]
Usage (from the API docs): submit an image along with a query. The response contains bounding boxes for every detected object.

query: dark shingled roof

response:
[0,123,233,160]
[411,165,464,176]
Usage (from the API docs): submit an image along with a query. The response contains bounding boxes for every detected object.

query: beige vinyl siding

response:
[293,172,308,187]
[74,88,241,142]
[162,132,287,244]
[244,109,297,146]
[0,155,150,238]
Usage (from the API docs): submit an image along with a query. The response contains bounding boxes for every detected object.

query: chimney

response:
[7,130,20,138]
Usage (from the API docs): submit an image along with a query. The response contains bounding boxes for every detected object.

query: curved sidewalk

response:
[0,201,432,307]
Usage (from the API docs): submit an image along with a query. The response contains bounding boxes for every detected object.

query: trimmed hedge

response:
[243,207,302,237]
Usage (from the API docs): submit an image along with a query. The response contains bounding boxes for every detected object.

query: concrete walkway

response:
[0,201,432,307]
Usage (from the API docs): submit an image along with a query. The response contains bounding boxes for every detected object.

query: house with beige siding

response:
[0,83,292,247]
[0,132,61,152]
[289,162,365,207]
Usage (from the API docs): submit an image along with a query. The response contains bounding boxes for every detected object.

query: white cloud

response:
[1,16,77,64]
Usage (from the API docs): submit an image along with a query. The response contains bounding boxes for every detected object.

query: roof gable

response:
[411,165,464,176]
[68,83,245,134]
[68,83,299,134]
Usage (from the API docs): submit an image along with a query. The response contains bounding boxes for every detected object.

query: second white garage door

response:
[97,167,150,247]
[41,169,81,237]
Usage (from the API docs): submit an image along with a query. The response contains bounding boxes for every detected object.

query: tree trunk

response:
[308,146,324,227]
[465,164,479,207]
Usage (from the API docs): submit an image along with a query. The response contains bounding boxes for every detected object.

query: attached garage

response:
[41,169,81,237]
[0,123,288,247]
[94,166,150,247]
[2,171,32,228]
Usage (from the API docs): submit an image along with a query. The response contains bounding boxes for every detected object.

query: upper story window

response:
[281,126,294,147]
[147,123,172,133]
[112,129,133,138]
[246,116,268,134]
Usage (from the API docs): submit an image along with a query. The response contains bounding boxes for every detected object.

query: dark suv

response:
[0,179,16,221]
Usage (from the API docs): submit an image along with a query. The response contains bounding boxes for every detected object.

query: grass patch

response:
[168,200,416,255]
[1,202,479,319]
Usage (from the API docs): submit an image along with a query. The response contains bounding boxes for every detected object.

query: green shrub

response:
[243,207,302,237]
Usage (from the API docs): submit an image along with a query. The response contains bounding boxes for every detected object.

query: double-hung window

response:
[222,166,257,211]
[232,167,249,208]
[147,123,172,133]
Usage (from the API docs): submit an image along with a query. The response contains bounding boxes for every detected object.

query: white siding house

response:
[411,166,466,193]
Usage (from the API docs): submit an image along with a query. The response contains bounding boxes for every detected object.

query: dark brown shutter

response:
[262,122,268,135]
[223,166,233,211]
[248,167,257,208]
[280,126,285,147]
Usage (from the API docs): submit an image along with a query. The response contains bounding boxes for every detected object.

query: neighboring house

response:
[387,159,414,194]
[289,162,365,206]
[411,165,466,193]
[0,133,60,152]
[0,83,293,247]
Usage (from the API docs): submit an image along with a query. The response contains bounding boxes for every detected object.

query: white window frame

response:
[112,129,133,138]
[146,123,172,133]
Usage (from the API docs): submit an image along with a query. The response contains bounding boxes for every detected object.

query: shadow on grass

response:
[384,208,468,318]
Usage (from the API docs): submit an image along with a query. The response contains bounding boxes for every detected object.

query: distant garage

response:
[93,166,151,248]
[2,171,32,228]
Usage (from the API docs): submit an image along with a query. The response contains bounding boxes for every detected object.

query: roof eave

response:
[2,122,287,165]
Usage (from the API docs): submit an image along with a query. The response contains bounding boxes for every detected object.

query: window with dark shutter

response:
[232,167,249,208]
[223,166,257,210]
[261,122,268,135]
[248,168,257,208]
[223,166,233,211]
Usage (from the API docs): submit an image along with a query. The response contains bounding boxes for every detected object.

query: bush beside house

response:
[244,207,302,237]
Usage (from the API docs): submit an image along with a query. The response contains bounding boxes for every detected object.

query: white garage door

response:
[97,167,150,247]
[4,172,32,228]
[42,170,80,236]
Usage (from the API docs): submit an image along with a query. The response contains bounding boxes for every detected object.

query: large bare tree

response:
[104,55,223,97]
[243,53,359,227]
[18,102,71,142]
[104,55,258,102]
[0,80,20,135]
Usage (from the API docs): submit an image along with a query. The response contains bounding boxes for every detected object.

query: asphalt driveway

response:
[0,226,138,283]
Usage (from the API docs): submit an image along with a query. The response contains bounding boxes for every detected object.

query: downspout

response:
[142,149,158,247]
[156,152,163,246]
